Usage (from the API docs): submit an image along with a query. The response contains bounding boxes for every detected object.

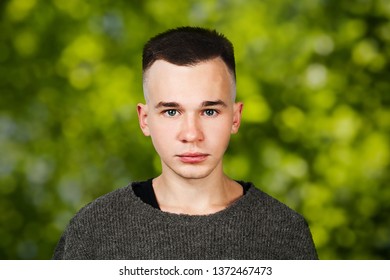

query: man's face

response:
[138,58,243,180]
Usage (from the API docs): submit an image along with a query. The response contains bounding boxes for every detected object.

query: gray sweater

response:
[53,181,318,259]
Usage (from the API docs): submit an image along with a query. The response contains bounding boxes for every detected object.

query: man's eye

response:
[204,109,218,116]
[164,109,178,117]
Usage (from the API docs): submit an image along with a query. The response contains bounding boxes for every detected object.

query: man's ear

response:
[231,102,243,134]
[137,103,150,136]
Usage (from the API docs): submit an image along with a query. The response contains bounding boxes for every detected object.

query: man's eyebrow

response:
[154,100,227,109]
[155,102,181,109]
[201,100,227,107]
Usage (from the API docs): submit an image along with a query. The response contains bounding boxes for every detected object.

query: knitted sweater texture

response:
[53,181,318,259]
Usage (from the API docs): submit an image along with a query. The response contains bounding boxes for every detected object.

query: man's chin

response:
[171,167,212,180]
[162,161,221,180]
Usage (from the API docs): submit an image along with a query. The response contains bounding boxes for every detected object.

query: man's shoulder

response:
[243,182,307,223]
[70,182,139,223]
[242,182,317,260]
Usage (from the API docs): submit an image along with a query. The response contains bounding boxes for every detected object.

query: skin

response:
[137,57,244,215]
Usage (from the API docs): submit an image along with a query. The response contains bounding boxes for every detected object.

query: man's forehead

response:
[143,58,236,103]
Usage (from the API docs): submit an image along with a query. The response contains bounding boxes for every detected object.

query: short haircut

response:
[142,27,236,80]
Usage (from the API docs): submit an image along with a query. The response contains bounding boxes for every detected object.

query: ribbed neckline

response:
[126,181,257,223]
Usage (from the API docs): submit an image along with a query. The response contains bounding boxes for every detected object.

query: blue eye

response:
[204,109,217,116]
[164,109,177,117]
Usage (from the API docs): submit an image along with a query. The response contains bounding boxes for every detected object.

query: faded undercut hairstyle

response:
[142,26,236,83]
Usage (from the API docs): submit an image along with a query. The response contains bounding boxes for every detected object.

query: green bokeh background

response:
[1,0,389,259]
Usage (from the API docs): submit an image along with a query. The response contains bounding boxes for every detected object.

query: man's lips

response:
[176,153,209,163]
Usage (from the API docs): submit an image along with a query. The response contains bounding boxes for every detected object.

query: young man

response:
[53,27,318,259]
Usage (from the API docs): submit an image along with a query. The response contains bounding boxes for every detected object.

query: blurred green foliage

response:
[1,0,389,259]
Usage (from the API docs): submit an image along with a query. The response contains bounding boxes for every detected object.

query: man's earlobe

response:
[231,102,243,134]
[137,103,150,136]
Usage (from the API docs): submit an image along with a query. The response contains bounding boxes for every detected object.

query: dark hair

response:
[142,26,236,80]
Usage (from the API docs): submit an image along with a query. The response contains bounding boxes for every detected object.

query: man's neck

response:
[152,171,243,215]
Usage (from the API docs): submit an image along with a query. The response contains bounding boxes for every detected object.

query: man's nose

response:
[178,114,204,143]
